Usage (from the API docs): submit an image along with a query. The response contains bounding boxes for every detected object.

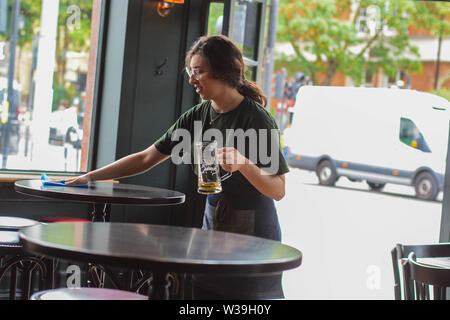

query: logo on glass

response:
[195,141,231,194]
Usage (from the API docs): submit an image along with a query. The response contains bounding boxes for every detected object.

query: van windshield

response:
[399,117,431,153]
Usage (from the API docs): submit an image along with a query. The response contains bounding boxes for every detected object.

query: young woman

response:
[67,35,289,299]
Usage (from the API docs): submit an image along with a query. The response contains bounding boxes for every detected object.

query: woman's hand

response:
[64,173,92,186]
[217,147,286,201]
[217,147,248,173]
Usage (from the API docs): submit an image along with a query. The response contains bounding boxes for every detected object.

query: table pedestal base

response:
[149,272,169,300]
[90,204,111,222]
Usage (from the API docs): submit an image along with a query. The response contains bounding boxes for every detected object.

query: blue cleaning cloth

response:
[41,173,89,188]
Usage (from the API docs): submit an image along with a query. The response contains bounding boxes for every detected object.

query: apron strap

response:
[213,193,233,232]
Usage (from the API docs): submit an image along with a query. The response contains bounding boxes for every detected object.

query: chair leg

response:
[23,261,43,300]
[88,264,120,289]
[22,263,32,300]
[43,258,56,289]
[131,271,152,294]
[149,272,170,300]
[9,266,17,300]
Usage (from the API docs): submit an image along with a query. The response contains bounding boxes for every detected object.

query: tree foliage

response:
[276,0,448,86]
[413,1,450,38]
[0,0,92,85]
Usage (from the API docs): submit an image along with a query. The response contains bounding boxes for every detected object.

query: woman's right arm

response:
[65,145,170,185]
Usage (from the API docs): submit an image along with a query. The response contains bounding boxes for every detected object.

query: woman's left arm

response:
[218,147,286,201]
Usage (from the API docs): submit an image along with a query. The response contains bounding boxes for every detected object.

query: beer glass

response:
[195,141,232,194]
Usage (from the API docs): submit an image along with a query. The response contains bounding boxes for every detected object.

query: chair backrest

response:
[391,243,450,300]
[404,252,450,300]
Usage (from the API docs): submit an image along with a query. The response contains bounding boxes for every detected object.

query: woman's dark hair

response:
[185,35,267,107]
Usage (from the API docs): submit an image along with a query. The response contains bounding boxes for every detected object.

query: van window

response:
[399,117,431,153]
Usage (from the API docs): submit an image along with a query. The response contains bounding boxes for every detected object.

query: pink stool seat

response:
[31,287,148,300]
[40,217,92,223]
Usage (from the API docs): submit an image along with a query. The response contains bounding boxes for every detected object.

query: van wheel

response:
[316,160,337,186]
[414,172,438,201]
[367,181,385,191]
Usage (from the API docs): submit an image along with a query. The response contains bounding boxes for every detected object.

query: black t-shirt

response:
[154,96,289,195]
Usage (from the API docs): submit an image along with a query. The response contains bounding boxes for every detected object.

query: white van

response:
[284,86,450,200]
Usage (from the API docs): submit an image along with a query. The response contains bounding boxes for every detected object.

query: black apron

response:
[191,192,284,300]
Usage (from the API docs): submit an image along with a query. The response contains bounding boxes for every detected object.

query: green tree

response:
[413,1,450,90]
[55,0,92,85]
[414,1,450,40]
[275,0,435,86]
[0,0,92,86]
[0,0,41,47]
[207,2,224,35]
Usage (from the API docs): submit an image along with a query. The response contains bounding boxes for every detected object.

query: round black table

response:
[19,222,303,300]
[14,180,186,221]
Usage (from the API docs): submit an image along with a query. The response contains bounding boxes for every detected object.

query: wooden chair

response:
[0,217,47,300]
[391,243,450,300]
[403,252,450,300]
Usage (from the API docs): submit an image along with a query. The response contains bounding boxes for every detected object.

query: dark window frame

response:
[202,0,266,84]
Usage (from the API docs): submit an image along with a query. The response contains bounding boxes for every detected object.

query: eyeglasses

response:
[185,67,204,80]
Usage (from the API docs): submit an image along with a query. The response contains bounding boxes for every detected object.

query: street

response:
[276,168,443,300]
[2,129,81,172]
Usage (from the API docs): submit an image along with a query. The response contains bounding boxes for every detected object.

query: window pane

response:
[206,0,261,82]
[231,0,261,61]
[276,0,450,299]
[207,2,224,36]
[244,65,256,81]
[399,117,431,153]
[0,0,99,172]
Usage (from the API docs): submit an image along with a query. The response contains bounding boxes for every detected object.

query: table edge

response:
[19,224,302,275]
[14,180,186,205]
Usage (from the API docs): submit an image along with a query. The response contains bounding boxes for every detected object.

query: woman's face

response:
[188,54,228,101]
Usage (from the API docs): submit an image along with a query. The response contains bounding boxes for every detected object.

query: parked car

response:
[48,106,82,149]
